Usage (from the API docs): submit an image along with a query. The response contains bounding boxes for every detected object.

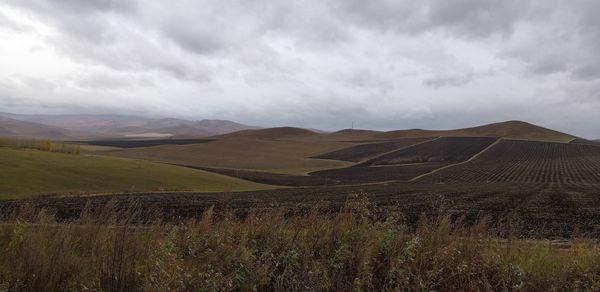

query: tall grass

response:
[1,196,600,291]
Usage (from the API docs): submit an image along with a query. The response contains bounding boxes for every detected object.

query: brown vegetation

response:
[1,197,600,291]
[0,138,80,155]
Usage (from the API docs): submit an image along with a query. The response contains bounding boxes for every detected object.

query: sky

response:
[1,1,599,138]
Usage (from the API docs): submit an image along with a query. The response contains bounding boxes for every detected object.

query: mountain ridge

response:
[0,112,258,139]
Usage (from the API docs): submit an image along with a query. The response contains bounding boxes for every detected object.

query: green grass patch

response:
[0,147,274,199]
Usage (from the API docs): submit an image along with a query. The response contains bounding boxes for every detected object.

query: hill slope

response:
[216,127,321,140]
[0,148,272,198]
[108,138,353,175]
[378,121,575,142]
[324,129,384,141]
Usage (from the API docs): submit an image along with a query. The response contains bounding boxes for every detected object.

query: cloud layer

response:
[1,0,600,137]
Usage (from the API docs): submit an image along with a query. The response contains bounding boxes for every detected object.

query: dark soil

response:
[3,182,600,238]
[312,138,433,162]
[184,166,336,186]
[421,139,600,184]
[369,137,498,165]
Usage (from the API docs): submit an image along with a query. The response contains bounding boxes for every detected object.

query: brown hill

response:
[0,116,73,139]
[324,129,383,141]
[216,127,321,140]
[377,121,575,142]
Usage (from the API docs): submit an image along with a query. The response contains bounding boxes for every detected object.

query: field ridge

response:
[409,137,503,182]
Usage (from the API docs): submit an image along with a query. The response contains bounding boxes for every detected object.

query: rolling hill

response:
[376,121,575,142]
[215,127,321,140]
[0,147,273,199]
[106,120,580,176]
[324,129,384,141]
[108,137,354,175]
[219,120,575,143]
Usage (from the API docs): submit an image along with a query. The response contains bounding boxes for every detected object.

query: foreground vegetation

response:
[1,197,600,291]
[0,148,272,199]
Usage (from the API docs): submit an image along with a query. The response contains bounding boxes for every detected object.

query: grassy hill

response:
[108,138,354,175]
[0,147,273,199]
[324,129,384,141]
[215,127,321,140]
[377,121,575,142]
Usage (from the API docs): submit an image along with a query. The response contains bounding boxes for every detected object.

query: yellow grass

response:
[0,147,274,199]
[107,138,354,175]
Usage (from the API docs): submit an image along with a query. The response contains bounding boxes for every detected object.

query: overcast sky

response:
[1,1,599,137]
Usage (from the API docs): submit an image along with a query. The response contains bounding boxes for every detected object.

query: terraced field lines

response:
[359,137,440,164]
[409,138,503,182]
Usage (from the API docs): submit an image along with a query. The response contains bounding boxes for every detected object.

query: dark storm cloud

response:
[2,0,600,138]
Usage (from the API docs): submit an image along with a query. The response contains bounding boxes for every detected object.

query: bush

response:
[0,138,80,155]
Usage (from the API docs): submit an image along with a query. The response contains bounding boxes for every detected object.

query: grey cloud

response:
[423,75,472,88]
[426,0,524,38]
[3,1,600,138]
[337,0,525,38]
[502,1,600,81]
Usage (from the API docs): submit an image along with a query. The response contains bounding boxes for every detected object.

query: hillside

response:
[0,116,74,139]
[324,129,383,141]
[108,138,353,175]
[0,147,272,198]
[0,112,258,138]
[215,127,321,140]
[377,121,575,142]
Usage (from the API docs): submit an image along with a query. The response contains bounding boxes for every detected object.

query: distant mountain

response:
[154,120,260,138]
[0,113,258,139]
[0,116,74,139]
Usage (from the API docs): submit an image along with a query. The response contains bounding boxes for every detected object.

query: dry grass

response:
[108,138,354,175]
[379,121,575,142]
[1,196,600,291]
